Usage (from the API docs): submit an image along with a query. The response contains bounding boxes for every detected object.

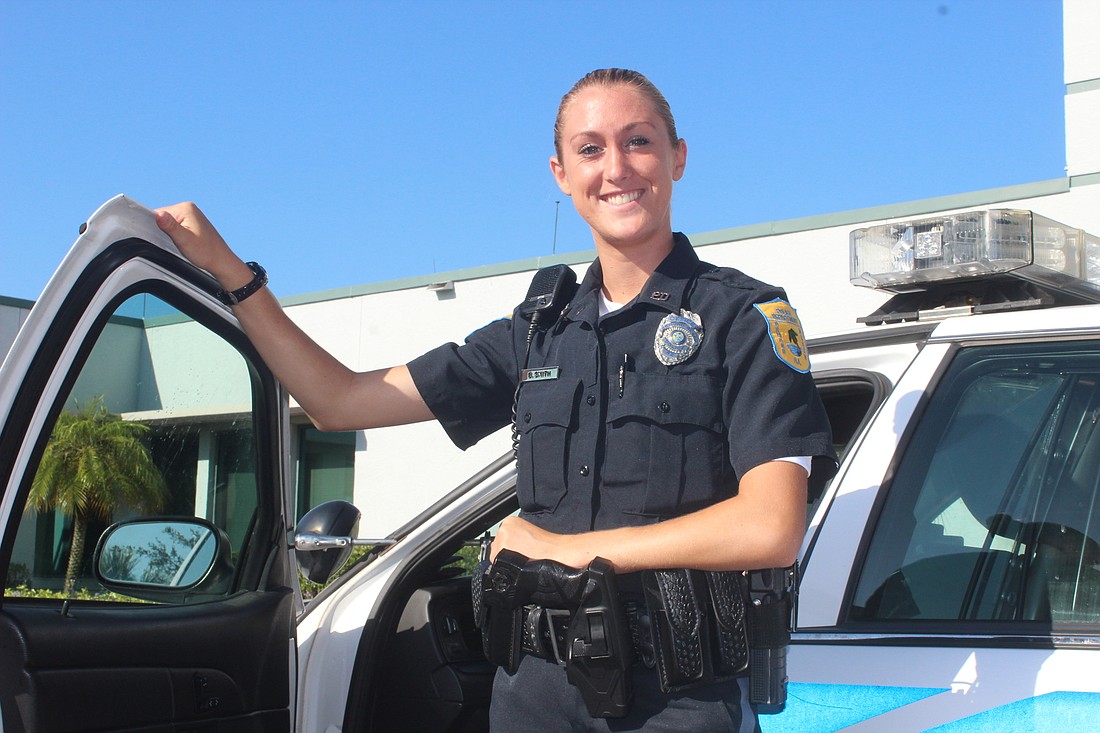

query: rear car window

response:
[849,340,1100,624]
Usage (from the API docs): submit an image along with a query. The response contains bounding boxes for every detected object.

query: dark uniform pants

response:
[489,654,760,733]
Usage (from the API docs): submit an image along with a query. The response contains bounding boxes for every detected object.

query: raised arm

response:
[156,203,434,431]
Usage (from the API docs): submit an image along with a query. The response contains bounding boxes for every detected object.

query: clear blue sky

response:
[1,0,1066,302]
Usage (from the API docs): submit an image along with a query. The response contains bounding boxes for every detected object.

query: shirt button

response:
[523,412,532,423]
[586,395,596,406]
[579,465,590,477]
[658,401,670,413]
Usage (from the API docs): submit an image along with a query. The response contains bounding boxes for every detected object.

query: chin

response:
[596,222,667,249]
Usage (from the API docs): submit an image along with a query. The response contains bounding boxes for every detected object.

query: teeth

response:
[605,191,640,205]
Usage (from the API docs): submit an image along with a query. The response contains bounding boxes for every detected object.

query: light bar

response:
[850,209,1100,297]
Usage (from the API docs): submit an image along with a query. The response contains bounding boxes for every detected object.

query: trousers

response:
[488,654,760,733]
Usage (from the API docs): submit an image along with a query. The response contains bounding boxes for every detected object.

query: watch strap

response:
[215,261,268,306]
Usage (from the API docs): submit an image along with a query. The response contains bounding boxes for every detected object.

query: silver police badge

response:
[654,309,704,366]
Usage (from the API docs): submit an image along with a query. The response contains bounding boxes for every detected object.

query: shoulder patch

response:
[754,299,810,373]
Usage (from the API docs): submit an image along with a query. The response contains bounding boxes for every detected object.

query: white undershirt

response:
[599,290,812,477]
[598,291,626,317]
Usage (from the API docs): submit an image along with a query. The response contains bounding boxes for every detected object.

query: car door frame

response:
[0,199,296,733]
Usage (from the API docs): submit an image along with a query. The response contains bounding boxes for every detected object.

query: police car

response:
[0,197,1098,732]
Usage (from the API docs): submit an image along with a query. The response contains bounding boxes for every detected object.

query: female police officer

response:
[157,68,835,732]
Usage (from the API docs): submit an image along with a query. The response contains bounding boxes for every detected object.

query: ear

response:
[672,139,687,182]
[550,156,572,196]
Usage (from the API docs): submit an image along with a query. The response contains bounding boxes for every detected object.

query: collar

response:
[564,233,700,326]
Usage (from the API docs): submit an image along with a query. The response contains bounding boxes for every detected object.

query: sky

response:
[0,0,1067,302]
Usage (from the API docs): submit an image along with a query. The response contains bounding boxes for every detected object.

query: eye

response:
[578,143,602,157]
[627,136,651,148]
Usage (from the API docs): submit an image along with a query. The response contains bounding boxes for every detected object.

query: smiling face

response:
[550,83,687,257]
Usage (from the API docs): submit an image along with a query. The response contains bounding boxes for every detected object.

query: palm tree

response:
[28,396,168,592]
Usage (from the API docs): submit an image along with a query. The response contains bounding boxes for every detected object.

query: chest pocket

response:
[604,372,730,518]
[515,378,581,514]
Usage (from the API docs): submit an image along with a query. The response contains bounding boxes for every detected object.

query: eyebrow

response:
[568,120,659,144]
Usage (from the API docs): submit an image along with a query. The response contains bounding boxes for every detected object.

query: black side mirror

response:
[294,500,362,583]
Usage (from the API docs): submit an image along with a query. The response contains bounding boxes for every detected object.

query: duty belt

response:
[474,551,792,715]
[474,551,632,718]
[520,604,573,664]
[477,550,796,708]
[522,570,756,692]
[520,601,655,668]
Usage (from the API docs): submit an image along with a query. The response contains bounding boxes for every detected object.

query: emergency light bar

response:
[850,209,1100,298]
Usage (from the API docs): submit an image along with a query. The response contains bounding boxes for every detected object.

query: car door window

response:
[4,292,260,603]
[814,370,889,461]
[809,369,891,517]
[848,340,1100,624]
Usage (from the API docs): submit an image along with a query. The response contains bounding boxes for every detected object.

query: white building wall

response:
[1065,0,1099,83]
[1064,0,1100,178]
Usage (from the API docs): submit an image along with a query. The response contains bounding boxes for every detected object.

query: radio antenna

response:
[552,200,560,254]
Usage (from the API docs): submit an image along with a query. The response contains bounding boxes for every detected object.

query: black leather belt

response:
[520,605,573,665]
[520,602,655,668]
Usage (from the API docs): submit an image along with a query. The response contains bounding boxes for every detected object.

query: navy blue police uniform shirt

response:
[407,233,836,536]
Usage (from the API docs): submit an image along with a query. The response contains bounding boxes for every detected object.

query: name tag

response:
[520,366,560,383]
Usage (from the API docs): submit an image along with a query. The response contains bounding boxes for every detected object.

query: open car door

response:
[0,196,295,733]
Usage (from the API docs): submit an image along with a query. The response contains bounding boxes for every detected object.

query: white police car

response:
[1,197,1098,732]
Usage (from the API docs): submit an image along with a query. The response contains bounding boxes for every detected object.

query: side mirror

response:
[294,500,362,584]
[93,517,233,602]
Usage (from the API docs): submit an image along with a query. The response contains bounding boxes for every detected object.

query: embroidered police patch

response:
[754,299,810,373]
[654,309,704,366]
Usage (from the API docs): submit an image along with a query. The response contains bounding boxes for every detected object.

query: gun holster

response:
[473,550,632,718]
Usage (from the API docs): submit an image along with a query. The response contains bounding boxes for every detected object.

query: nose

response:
[605,145,631,182]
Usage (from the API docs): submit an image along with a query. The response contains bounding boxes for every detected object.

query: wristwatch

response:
[215,261,268,306]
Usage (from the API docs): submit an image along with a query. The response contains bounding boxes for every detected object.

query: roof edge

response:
[690,178,1071,246]
[0,295,35,310]
[280,177,1077,307]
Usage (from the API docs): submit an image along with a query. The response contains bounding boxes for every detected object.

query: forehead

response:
[561,84,662,135]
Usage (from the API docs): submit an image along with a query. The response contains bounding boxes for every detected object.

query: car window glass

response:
[849,340,1100,624]
[4,293,258,603]
[295,424,355,519]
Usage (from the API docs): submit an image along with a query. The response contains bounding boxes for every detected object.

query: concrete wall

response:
[1065,0,1100,179]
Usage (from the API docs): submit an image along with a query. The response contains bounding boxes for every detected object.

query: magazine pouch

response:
[641,568,749,693]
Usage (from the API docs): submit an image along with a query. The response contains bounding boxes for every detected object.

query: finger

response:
[154,209,180,234]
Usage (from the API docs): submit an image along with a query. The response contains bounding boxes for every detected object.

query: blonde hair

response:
[553,68,680,161]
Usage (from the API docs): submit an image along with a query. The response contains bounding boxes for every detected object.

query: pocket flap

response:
[606,372,723,431]
[516,378,579,433]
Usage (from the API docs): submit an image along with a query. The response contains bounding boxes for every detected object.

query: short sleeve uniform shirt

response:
[408,234,836,535]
